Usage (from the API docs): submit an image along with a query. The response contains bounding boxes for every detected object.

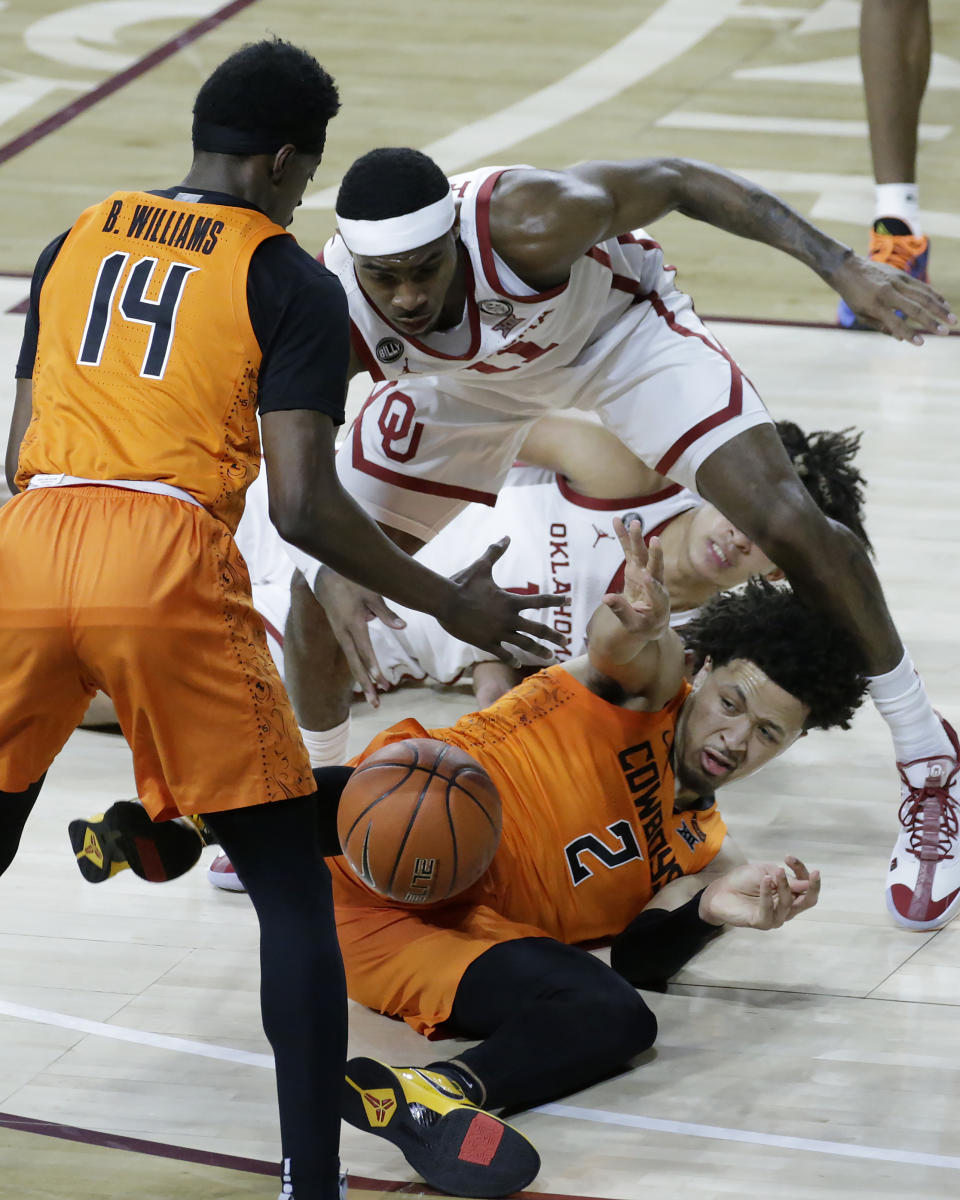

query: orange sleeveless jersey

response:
[17,191,287,532]
[338,664,726,945]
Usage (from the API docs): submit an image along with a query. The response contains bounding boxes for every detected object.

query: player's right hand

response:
[313,568,405,707]
[601,518,670,641]
[443,537,569,667]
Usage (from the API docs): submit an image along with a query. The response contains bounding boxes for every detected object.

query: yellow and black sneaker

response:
[68,800,205,884]
[343,1057,539,1198]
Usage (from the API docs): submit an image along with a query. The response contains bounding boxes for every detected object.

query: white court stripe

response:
[301,0,745,210]
[0,1000,274,1069]
[5,997,959,1171]
[658,111,951,141]
[534,1102,960,1171]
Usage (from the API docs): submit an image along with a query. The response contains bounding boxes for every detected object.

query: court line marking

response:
[535,1102,960,1171]
[0,1111,603,1200]
[4,997,960,1172]
[0,999,274,1068]
[302,0,746,210]
[0,0,260,167]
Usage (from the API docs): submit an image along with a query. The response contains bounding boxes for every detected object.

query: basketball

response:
[337,738,502,904]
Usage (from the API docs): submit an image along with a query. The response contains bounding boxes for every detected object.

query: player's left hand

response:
[829,254,956,345]
[698,855,821,929]
[600,517,670,640]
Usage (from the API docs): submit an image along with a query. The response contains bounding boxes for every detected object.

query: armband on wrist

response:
[609,888,722,990]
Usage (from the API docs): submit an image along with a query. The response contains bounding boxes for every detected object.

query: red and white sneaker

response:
[207,851,247,893]
[886,718,960,930]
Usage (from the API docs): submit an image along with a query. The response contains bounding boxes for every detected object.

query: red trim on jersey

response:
[474,171,569,301]
[585,246,642,295]
[260,614,284,648]
[602,509,694,598]
[634,290,744,476]
[554,472,683,511]
[353,256,483,363]
[350,320,385,382]
[618,232,662,252]
[350,384,499,507]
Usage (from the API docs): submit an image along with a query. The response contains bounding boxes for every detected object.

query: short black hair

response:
[683,577,868,731]
[336,147,449,219]
[777,420,872,552]
[192,38,339,156]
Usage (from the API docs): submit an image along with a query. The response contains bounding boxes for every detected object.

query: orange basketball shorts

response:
[0,486,312,819]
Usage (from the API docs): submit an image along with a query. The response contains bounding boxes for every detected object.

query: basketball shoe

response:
[342,1057,540,1198]
[886,717,960,930]
[69,800,207,883]
[837,218,930,329]
[208,851,246,892]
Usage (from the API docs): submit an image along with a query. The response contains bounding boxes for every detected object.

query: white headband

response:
[336,192,456,256]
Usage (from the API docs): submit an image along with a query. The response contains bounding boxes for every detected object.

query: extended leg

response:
[203,793,347,1200]
[861,0,931,188]
[439,938,657,1111]
[696,423,899,672]
[0,776,45,876]
[697,423,959,929]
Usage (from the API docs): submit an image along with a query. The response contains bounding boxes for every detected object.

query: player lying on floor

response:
[280,411,868,728]
[68,519,867,1196]
[68,414,870,890]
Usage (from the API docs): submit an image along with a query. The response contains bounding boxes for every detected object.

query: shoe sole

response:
[207,862,247,892]
[342,1057,540,1198]
[68,801,203,883]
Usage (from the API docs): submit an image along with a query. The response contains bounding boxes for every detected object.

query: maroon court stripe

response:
[0,1110,612,1200]
[0,0,262,168]
[703,313,960,336]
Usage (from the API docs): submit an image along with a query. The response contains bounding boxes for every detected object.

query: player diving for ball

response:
[288,145,958,932]
[67,412,870,894]
[71,519,868,1198]
[322,520,868,1196]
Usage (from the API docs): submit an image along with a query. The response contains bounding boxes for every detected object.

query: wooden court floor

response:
[1,3,960,1199]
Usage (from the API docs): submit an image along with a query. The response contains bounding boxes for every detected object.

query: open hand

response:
[698,856,821,929]
[313,568,405,707]
[829,254,956,345]
[443,537,569,666]
[599,517,670,640]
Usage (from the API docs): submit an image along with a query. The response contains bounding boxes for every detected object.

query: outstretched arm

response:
[580,516,684,708]
[262,409,569,667]
[491,160,954,342]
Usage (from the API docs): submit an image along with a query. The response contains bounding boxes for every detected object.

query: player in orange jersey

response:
[331,519,869,1196]
[0,40,565,1200]
[60,519,869,1197]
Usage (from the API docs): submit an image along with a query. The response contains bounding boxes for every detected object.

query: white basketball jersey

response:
[368,466,702,686]
[322,165,672,401]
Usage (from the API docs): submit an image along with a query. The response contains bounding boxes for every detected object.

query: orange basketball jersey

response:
[341,664,726,945]
[18,191,287,531]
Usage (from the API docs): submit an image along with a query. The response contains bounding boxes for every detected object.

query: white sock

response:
[874,184,922,235]
[867,653,950,763]
[299,716,351,768]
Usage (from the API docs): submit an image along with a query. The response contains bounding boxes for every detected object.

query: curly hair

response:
[192,38,340,155]
[776,420,871,552]
[682,577,868,730]
[336,147,449,220]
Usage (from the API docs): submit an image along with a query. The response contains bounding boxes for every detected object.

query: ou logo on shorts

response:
[378,389,424,462]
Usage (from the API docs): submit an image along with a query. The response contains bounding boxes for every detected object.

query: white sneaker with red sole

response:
[207,851,247,893]
[886,717,960,930]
